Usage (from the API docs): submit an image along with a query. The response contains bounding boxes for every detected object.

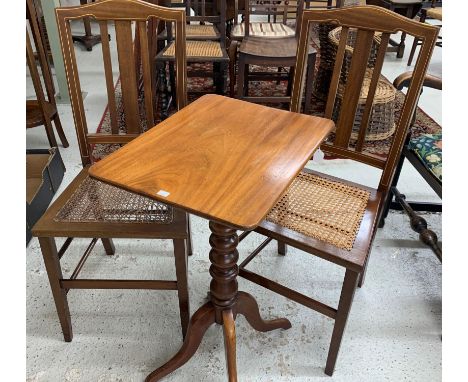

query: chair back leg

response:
[173,239,190,338]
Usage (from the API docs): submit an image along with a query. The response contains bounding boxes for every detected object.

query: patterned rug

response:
[93,39,441,161]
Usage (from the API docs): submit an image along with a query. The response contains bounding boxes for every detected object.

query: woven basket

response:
[313,25,381,101]
[332,69,396,142]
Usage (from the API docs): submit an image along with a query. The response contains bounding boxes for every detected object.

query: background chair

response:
[407,0,442,66]
[27,0,69,148]
[32,0,191,342]
[238,5,438,376]
[155,0,229,118]
[380,70,442,260]
[235,0,317,107]
[365,0,423,58]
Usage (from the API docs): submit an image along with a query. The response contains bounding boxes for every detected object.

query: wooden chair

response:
[365,0,423,58]
[380,70,442,260]
[27,0,69,148]
[155,0,229,117]
[407,0,442,66]
[235,0,317,107]
[32,0,192,342]
[158,0,223,41]
[238,5,438,375]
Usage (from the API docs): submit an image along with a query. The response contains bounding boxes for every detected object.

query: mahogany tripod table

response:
[89,94,334,381]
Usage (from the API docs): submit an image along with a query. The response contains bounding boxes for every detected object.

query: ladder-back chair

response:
[26,0,69,148]
[32,0,192,342]
[238,5,438,375]
[155,0,229,117]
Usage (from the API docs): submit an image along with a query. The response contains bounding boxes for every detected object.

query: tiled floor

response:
[26,21,441,382]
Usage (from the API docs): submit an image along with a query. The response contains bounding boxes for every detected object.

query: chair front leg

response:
[39,236,73,342]
[325,269,359,376]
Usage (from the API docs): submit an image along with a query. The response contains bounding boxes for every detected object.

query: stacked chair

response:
[238,5,438,375]
[155,0,229,118]
[32,0,192,342]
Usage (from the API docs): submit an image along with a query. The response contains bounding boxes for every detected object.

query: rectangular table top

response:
[89,95,334,230]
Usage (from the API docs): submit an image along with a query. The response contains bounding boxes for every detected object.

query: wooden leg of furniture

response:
[38,236,73,342]
[228,41,238,98]
[392,187,442,261]
[72,10,103,52]
[222,309,237,382]
[407,11,426,66]
[145,302,216,382]
[397,31,407,59]
[157,62,169,120]
[173,239,190,339]
[43,117,58,148]
[52,114,69,148]
[277,241,287,256]
[357,255,369,288]
[235,291,291,332]
[237,56,246,99]
[186,214,193,257]
[101,238,115,256]
[214,62,227,95]
[325,269,359,376]
[146,221,291,381]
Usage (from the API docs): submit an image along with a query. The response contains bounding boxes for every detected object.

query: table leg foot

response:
[222,310,238,382]
[145,302,216,382]
[236,291,292,332]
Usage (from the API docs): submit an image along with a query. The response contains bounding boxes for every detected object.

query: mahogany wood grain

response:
[89,94,334,230]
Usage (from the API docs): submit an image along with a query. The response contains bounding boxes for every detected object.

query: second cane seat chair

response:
[32,0,192,342]
[238,5,438,376]
[155,0,229,116]
[157,0,221,41]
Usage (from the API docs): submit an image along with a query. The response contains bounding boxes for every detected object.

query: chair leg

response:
[173,239,190,339]
[38,237,73,342]
[325,269,359,376]
[101,238,115,256]
[237,55,246,99]
[186,214,193,257]
[407,11,426,66]
[228,41,238,97]
[43,118,58,148]
[407,36,419,66]
[277,241,287,256]
[215,62,227,95]
[52,114,69,148]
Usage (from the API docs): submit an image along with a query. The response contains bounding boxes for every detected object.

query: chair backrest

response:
[188,0,228,44]
[240,0,305,36]
[290,5,438,196]
[26,0,56,109]
[55,0,187,167]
